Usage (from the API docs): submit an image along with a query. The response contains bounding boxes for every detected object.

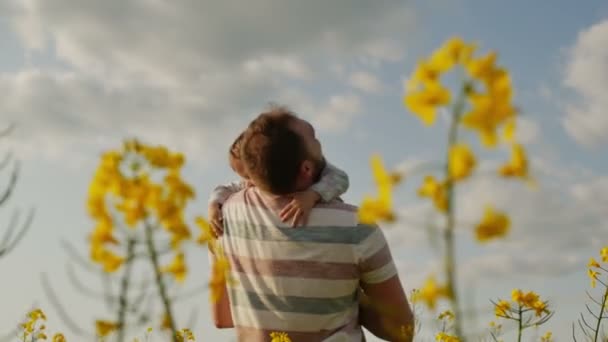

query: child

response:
[208,131,349,237]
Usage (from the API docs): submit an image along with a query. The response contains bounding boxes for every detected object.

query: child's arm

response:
[310,161,350,202]
[279,162,349,226]
[208,180,247,206]
[208,180,246,237]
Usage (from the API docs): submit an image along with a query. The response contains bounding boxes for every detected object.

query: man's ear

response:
[300,160,315,180]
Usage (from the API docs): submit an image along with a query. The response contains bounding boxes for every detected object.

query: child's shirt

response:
[208,162,349,205]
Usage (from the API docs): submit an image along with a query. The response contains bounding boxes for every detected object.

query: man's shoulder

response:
[222,187,249,208]
[308,200,363,228]
[314,200,358,213]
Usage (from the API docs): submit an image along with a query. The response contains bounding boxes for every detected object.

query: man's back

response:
[221,187,397,342]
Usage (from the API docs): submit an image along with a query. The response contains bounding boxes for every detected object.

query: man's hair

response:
[241,106,308,194]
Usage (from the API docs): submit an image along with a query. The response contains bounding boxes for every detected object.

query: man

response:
[211,106,414,341]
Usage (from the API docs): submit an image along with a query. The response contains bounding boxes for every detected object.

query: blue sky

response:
[0,0,607,340]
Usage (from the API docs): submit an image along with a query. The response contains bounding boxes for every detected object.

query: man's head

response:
[240,105,324,195]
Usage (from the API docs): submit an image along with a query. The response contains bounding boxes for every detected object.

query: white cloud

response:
[310,94,362,132]
[515,117,540,144]
[386,155,608,283]
[348,71,385,93]
[6,0,413,86]
[561,19,608,147]
[0,68,271,165]
[0,0,415,163]
[243,55,314,81]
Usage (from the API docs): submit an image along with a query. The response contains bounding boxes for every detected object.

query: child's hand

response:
[208,202,224,238]
[279,190,320,227]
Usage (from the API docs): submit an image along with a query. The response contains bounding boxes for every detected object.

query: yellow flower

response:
[270,332,292,342]
[494,300,510,317]
[371,155,402,187]
[412,275,449,310]
[435,332,461,342]
[466,51,498,81]
[90,242,124,272]
[358,155,400,224]
[161,314,171,331]
[499,144,529,179]
[511,289,524,304]
[210,252,232,303]
[531,300,548,317]
[588,257,601,268]
[438,310,455,321]
[100,248,125,273]
[511,289,541,308]
[90,219,119,245]
[418,175,448,212]
[95,320,119,337]
[21,320,35,333]
[176,328,195,341]
[407,61,442,90]
[167,153,185,170]
[165,170,195,206]
[601,247,608,262]
[162,252,187,283]
[541,331,553,342]
[588,269,600,288]
[449,143,476,181]
[358,195,395,225]
[475,206,510,242]
[408,37,475,92]
[167,221,192,250]
[29,309,47,321]
[502,118,516,143]
[37,332,47,340]
[430,37,476,71]
[52,333,66,342]
[141,145,170,167]
[195,216,215,244]
[405,82,451,126]
[462,62,516,148]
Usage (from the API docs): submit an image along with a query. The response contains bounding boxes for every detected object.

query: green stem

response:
[444,84,467,339]
[517,305,522,342]
[116,237,136,342]
[144,220,179,342]
[593,286,608,342]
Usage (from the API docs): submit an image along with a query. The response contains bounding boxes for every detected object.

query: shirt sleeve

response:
[310,161,350,202]
[208,180,246,205]
[355,226,398,285]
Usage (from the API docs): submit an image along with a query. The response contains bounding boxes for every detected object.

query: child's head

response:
[229,132,249,180]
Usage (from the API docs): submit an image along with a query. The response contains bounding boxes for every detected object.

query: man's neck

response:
[253,187,294,211]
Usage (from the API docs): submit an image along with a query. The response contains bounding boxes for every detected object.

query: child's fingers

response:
[280,204,299,222]
[211,219,223,238]
[300,212,309,226]
[291,209,303,227]
[279,202,295,218]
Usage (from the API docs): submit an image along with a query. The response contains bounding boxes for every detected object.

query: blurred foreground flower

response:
[358,155,403,224]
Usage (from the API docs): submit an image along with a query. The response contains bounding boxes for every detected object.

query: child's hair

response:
[229,131,248,179]
[229,131,245,160]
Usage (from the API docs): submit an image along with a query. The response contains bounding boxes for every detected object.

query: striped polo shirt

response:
[221,187,398,342]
